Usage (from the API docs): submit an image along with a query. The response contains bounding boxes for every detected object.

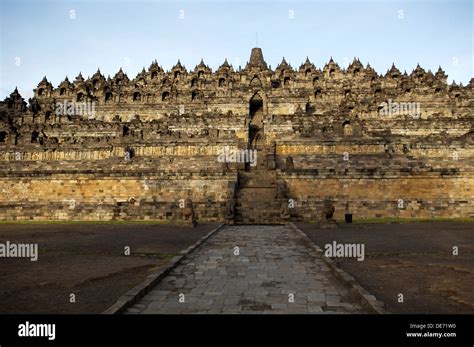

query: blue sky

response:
[0,0,472,99]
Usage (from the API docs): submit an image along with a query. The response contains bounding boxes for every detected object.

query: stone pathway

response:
[125,225,367,314]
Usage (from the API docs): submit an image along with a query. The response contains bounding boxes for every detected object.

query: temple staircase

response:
[234,144,286,224]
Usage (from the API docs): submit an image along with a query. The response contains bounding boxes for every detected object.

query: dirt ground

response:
[0,222,217,314]
[1,221,472,314]
[297,222,474,314]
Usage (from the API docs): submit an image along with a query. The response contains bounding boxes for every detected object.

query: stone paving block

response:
[307,293,326,303]
[125,225,367,314]
[308,306,324,313]
[271,303,288,310]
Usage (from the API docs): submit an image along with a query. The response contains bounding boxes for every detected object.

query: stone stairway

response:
[234,145,283,224]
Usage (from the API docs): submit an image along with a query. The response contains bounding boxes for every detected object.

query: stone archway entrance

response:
[231,91,283,224]
[249,93,264,149]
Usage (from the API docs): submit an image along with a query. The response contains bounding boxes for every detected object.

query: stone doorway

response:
[249,93,264,149]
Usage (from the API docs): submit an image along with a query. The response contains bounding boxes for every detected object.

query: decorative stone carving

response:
[280,202,290,220]
[225,199,235,224]
[322,199,335,221]
[320,199,338,229]
[0,47,471,223]
[285,156,294,171]
[181,198,197,227]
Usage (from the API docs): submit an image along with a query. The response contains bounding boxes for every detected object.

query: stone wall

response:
[282,176,473,220]
[276,140,474,220]
[0,147,237,221]
[0,47,472,222]
[0,172,234,221]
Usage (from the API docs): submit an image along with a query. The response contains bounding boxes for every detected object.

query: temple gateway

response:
[0,48,473,223]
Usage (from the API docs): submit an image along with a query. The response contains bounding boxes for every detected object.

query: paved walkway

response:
[125,225,366,314]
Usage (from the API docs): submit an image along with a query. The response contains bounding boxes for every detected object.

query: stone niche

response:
[0,47,472,222]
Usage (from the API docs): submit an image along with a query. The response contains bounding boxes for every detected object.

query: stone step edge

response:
[288,222,388,314]
[102,222,226,315]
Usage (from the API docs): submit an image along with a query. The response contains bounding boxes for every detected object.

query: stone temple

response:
[0,47,473,223]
